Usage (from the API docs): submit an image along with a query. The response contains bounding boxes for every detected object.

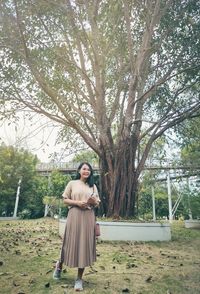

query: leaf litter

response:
[0,218,199,294]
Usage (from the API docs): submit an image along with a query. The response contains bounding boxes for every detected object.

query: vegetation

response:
[138,181,200,221]
[1,0,199,217]
[71,150,99,168]
[181,188,200,220]
[0,144,71,218]
[0,143,198,220]
[0,218,199,293]
[176,117,200,166]
[0,144,46,218]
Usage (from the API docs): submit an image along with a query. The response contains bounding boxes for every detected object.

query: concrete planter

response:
[59,219,171,241]
[0,217,19,221]
[185,220,200,229]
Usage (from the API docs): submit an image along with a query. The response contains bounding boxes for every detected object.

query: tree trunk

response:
[100,135,140,218]
[98,141,113,216]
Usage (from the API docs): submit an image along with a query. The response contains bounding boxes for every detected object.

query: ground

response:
[0,218,199,294]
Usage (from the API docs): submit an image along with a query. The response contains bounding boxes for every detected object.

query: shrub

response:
[18,209,31,219]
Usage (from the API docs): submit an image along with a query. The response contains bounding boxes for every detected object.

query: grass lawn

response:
[0,218,199,294]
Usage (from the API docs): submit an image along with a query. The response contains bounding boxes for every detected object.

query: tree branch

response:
[137,102,200,175]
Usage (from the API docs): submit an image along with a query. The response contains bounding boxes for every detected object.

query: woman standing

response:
[53,162,100,291]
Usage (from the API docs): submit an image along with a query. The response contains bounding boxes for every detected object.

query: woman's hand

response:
[76,201,88,209]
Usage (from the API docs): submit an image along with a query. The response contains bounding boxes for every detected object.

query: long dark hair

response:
[75,162,94,187]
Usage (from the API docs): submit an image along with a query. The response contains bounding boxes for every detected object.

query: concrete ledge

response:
[185,220,200,229]
[0,217,19,221]
[59,219,171,241]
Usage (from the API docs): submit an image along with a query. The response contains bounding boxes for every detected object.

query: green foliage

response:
[21,174,49,218]
[43,171,71,217]
[18,208,31,219]
[140,136,167,166]
[0,0,199,217]
[138,184,169,220]
[175,117,200,166]
[0,0,199,138]
[43,196,59,206]
[0,144,72,218]
[181,188,200,219]
[47,170,71,198]
[71,150,99,167]
[0,143,46,218]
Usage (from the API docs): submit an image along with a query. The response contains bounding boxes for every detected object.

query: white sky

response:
[0,111,181,165]
[0,113,67,163]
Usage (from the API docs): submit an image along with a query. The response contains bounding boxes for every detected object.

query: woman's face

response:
[79,164,91,181]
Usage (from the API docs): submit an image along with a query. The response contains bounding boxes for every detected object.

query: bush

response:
[143,213,153,221]
[18,209,31,219]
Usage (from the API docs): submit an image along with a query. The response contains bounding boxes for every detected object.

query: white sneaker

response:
[74,279,83,291]
[53,260,62,279]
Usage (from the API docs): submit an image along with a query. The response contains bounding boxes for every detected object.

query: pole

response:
[167,171,173,222]
[187,178,193,220]
[44,204,49,217]
[151,185,156,221]
[13,177,22,218]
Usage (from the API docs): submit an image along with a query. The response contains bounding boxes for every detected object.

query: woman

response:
[53,162,100,291]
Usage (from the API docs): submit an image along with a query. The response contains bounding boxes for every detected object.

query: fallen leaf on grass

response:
[145,275,153,283]
[15,250,21,255]
[104,281,110,289]
[126,262,137,269]
[128,254,134,257]
[122,288,130,293]
[0,272,9,276]
[29,278,36,284]
[13,281,20,287]
[61,284,69,288]
[45,282,50,288]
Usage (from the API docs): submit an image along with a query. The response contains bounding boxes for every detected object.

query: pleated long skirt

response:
[60,207,96,268]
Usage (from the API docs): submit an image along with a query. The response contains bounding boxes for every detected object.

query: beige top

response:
[62,179,100,205]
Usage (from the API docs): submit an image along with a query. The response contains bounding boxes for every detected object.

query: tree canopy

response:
[175,117,200,166]
[0,0,199,217]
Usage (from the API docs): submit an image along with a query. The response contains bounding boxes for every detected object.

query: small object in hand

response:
[87,196,96,206]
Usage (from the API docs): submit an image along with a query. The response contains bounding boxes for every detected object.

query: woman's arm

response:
[87,184,101,207]
[63,197,88,209]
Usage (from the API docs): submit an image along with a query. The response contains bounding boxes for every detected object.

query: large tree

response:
[0,0,199,217]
